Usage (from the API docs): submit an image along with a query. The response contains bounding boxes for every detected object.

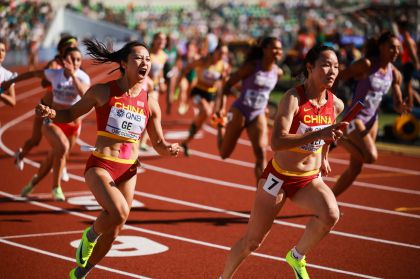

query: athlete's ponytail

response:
[83,39,149,74]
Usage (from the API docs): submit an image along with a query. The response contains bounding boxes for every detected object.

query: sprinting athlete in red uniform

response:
[36,39,180,279]
[220,45,347,279]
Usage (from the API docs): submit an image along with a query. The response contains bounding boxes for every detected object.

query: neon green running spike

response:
[286,250,310,279]
[76,227,97,268]
[52,186,65,201]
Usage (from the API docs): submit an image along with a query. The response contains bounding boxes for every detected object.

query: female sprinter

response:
[180,42,230,156]
[35,39,180,279]
[14,35,78,172]
[216,37,283,183]
[219,45,347,279]
[2,46,90,201]
[332,31,407,197]
[0,38,17,107]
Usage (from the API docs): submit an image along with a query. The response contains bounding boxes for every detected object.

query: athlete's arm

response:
[36,83,101,122]
[1,69,45,91]
[391,65,409,113]
[146,96,180,157]
[0,83,16,107]
[271,88,347,151]
[63,58,90,96]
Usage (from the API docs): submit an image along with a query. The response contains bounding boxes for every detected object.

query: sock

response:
[75,262,94,278]
[86,225,100,242]
[292,247,304,261]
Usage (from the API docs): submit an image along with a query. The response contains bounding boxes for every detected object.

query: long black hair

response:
[83,39,149,74]
[245,36,279,63]
[364,31,397,59]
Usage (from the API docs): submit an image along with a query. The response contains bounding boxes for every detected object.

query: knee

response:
[364,151,378,164]
[54,141,69,157]
[108,206,130,228]
[319,207,340,229]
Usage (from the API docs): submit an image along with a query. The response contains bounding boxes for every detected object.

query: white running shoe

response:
[15,148,24,171]
[61,167,70,182]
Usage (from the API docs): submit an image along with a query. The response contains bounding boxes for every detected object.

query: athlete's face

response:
[308,50,339,89]
[214,46,229,61]
[66,50,82,70]
[0,43,6,64]
[380,37,401,62]
[264,40,283,62]
[153,34,167,50]
[125,46,151,81]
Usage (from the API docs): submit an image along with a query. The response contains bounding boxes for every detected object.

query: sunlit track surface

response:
[0,61,419,278]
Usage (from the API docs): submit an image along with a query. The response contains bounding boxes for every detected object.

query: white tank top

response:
[44,68,90,106]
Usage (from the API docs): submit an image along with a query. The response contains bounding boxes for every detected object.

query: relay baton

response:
[341,101,365,123]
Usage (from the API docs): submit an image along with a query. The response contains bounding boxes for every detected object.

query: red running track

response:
[1,61,419,278]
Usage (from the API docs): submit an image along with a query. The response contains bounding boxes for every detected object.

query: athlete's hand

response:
[167,143,180,157]
[320,157,331,176]
[63,56,76,77]
[320,122,348,142]
[35,103,56,118]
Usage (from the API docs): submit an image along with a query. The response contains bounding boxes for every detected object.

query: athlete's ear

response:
[306,62,313,74]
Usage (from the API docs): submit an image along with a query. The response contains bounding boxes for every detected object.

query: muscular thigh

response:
[222,108,245,147]
[246,113,268,151]
[291,177,338,214]
[346,119,376,155]
[42,123,68,148]
[85,168,131,213]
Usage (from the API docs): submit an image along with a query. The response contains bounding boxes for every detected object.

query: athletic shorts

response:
[191,87,216,103]
[53,122,81,137]
[260,159,320,198]
[84,152,139,185]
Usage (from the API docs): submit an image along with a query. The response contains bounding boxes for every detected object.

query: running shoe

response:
[69,268,85,279]
[52,186,65,201]
[62,167,70,182]
[15,148,24,171]
[210,112,227,128]
[286,250,310,279]
[20,175,37,197]
[181,142,190,157]
[76,227,97,268]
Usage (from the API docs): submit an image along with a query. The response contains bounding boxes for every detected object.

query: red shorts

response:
[53,122,81,137]
[260,159,320,198]
[84,154,139,185]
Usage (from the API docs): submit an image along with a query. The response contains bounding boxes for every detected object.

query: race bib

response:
[106,106,146,140]
[243,89,268,109]
[263,173,284,197]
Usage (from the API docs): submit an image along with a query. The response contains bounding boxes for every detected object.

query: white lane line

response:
[2,113,420,247]
[0,191,380,279]
[203,124,420,176]
[0,238,151,279]
[191,147,420,196]
[1,230,84,239]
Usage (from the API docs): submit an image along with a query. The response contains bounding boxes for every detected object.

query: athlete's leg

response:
[291,177,340,256]
[218,107,245,158]
[184,98,213,144]
[85,169,136,266]
[42,124,69,189]
[221,178,286,279]
[333,120,378,197]
[21,117,43,157]
[246,113,268,183]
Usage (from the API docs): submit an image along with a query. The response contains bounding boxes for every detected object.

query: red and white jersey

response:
[289,84,335,154]
[96,80,150,143]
